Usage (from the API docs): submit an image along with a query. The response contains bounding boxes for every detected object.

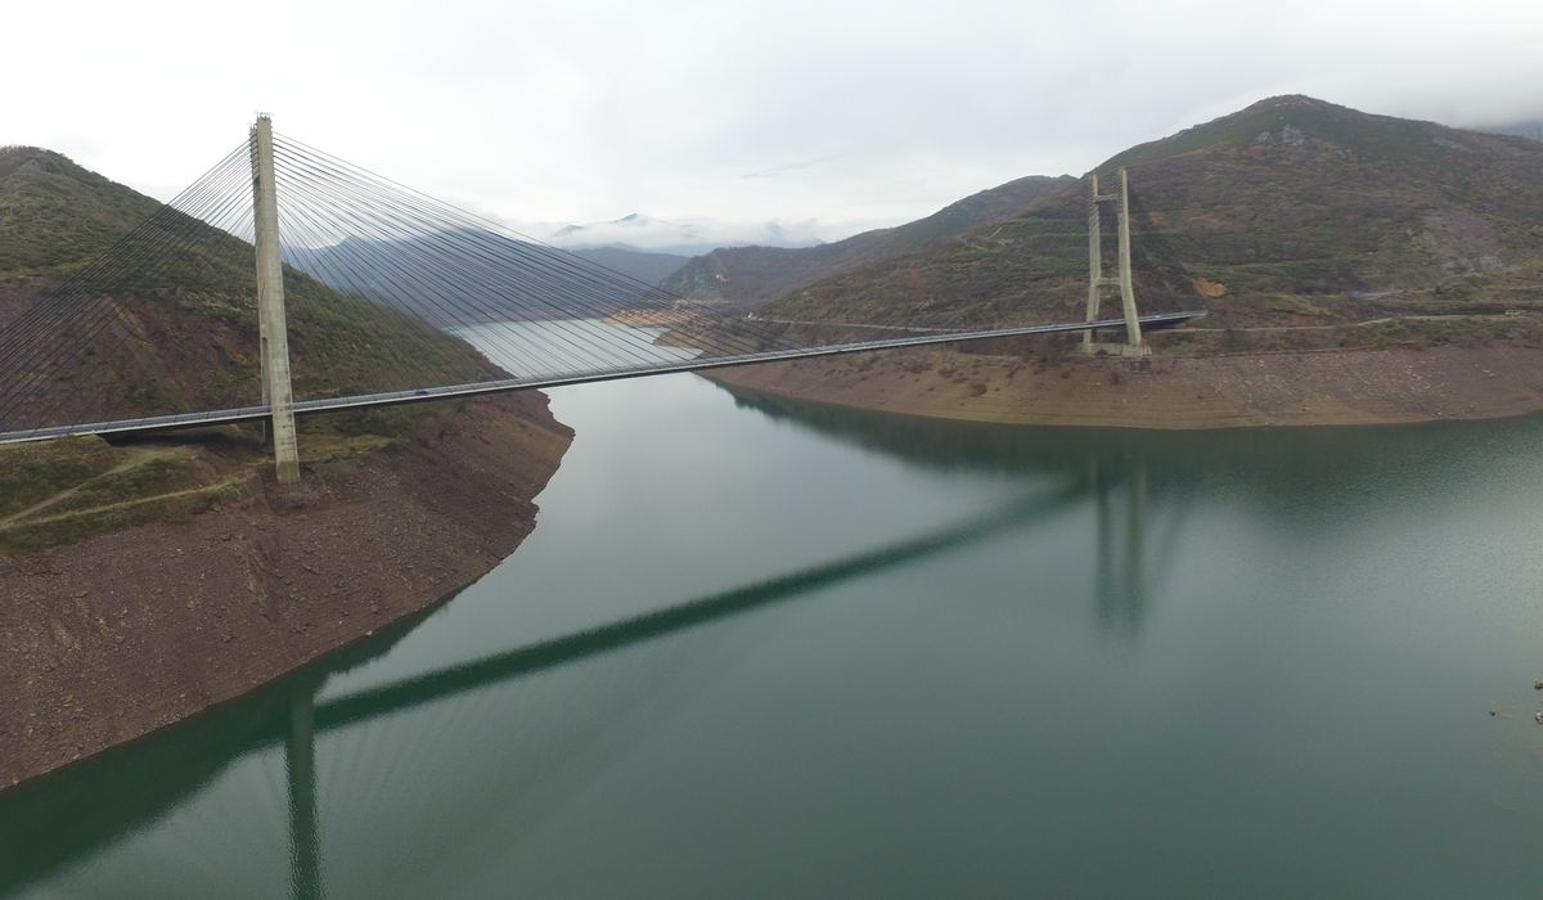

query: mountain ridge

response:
[661,173,1077,308]
[568,244,688,285]
[765,95,1543,328]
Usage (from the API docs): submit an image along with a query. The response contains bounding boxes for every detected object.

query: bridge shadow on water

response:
[0,463,1161,897]
[7,387,1542,896]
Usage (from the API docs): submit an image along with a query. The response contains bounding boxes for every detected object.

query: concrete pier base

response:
[1084,341,1152,358]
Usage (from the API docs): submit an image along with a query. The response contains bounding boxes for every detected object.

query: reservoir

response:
[3,324,1542,897]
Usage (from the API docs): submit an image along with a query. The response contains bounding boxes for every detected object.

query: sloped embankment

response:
[0,392,571,790]
[708,337,1543,429]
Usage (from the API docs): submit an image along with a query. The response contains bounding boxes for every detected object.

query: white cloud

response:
[7,0,1541,242]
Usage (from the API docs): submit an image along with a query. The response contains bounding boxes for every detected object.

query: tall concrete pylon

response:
[250,115,301,484]
[1083,168,1148,356]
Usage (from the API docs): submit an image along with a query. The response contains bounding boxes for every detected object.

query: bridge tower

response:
[250,114,301,484]
[1083,168,1149,357]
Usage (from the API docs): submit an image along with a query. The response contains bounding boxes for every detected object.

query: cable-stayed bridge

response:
[0,116,1200,479]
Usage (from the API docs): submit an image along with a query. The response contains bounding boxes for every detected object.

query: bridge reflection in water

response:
[1091,459,1194,636]
[282,467,1169,897]
[10,372,1543,897]
[0,453,1171,898]
[9,356,1275,897]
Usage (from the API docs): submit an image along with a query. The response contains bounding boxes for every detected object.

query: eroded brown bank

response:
[710,344,1543,429]
[0,394,571,790]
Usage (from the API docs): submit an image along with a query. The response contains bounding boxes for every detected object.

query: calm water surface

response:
[3,327,1543,897]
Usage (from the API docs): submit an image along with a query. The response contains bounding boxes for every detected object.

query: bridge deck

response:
[0,311,1201,445]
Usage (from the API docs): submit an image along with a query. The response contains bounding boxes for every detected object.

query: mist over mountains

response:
[535,212,830,256]
[272,95,1543,327]
[1485,120,1543,141]
[384,97,1543,312]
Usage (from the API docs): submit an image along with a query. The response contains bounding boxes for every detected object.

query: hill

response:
[290,232,683,324]
[0,147,162,277]
[661,174,1076,308]
[0,147,570,554]
[766,96,1543,329]
[0,147,572,789]
[569,245,688,285]
[0,146,504,431]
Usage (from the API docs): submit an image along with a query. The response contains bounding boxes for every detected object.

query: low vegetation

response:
[662,175,1076,307]
[0,416,444,553]
[0,438,118,519]
[0,147,511,552]
[764,96,1543,347]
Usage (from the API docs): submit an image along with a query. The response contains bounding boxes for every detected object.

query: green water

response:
[3,372,1543,898]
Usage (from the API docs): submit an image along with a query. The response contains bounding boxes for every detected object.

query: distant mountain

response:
[546,212,825,256]
[1485,120,1543,142]
[660,175,1077,308]
[766,96,1543,328]
[569,245,689,286]
[291,230,666,323]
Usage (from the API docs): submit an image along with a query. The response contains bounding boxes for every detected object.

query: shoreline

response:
[705,342,1543,430]
[0,393,572,792]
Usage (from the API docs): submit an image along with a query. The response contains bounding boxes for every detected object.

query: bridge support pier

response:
[1083,168,1149,357]
[250,115,302,484]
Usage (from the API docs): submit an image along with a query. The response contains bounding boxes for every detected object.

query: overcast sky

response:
[8,0,1542,243]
